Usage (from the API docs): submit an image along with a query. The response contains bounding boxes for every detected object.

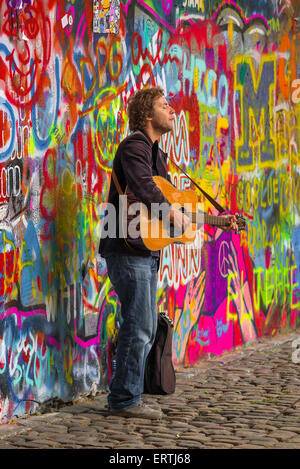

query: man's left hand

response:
[221,214,239,232]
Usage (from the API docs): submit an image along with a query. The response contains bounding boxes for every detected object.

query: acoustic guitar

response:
[136,176,246,251]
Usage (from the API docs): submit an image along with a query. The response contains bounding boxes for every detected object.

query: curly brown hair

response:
[127,87,164,132]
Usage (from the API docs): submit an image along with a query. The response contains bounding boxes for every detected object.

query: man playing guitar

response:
[99,87,238,419]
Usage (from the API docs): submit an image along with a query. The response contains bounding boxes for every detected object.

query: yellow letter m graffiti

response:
[234,55,276,172]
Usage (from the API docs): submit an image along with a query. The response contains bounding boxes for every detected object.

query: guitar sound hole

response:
[166,206,190,238]
[168,223,183,238]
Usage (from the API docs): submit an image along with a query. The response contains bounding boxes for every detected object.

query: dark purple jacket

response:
[99,130,172,257]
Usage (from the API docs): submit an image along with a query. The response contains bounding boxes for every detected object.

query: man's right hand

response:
[169,207,191,233]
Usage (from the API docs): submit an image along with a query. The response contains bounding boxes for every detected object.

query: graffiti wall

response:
[0,0,299,422]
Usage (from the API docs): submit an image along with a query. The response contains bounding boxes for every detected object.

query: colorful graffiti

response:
[0,0,299,422]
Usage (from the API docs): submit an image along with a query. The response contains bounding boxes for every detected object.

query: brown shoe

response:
[110,402,163,419]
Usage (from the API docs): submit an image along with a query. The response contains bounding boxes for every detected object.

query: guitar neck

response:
[190,212,229,228]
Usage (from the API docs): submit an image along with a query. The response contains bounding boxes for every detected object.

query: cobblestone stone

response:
[0,331,299,450]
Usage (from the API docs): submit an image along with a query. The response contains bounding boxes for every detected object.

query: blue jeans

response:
[105,254,159,411]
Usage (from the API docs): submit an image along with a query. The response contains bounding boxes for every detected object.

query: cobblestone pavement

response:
[1,331,300,450]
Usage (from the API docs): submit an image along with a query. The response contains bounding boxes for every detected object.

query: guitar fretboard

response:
[190,212,229,227]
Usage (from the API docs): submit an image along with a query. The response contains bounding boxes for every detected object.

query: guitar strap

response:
[111,167,124,196]
[111,168,148,253]
[168,156,226,214]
